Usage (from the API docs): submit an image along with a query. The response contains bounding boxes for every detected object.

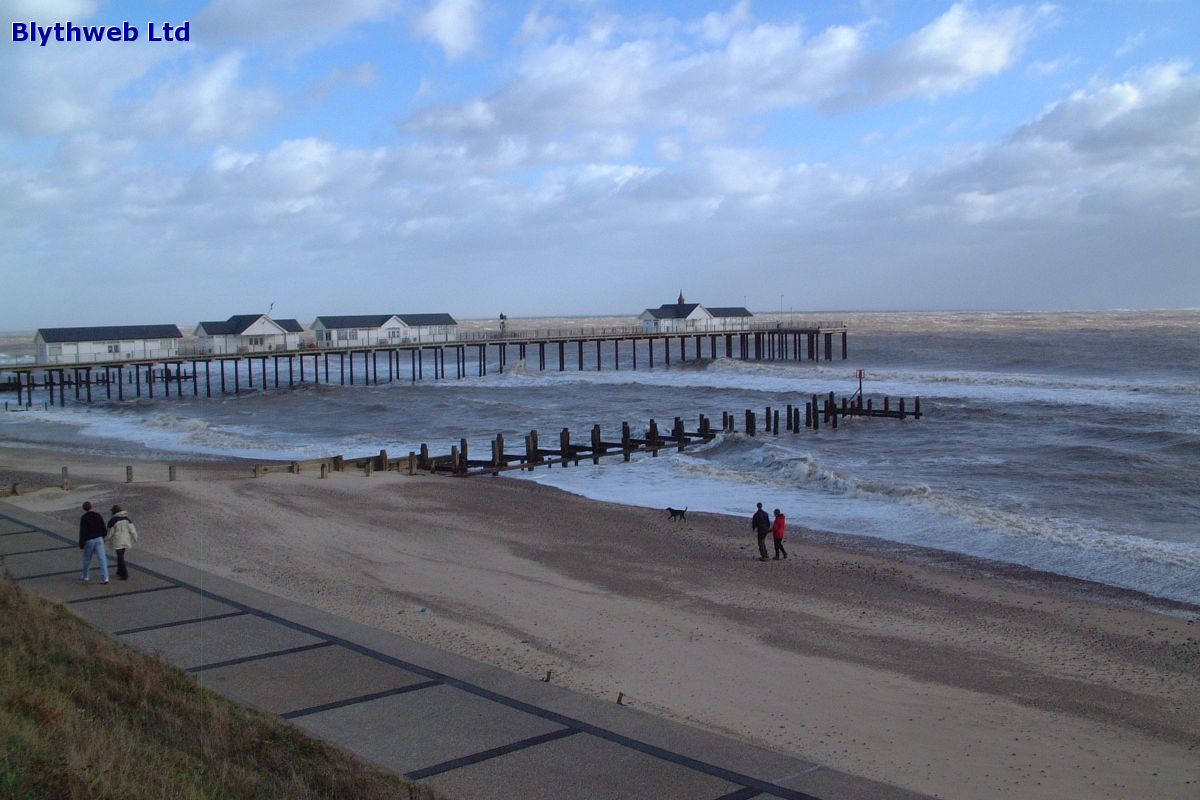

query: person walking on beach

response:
[751,502,771,561]
[107,504,138,581]
[78,501,109,584]
[771,508,788,560]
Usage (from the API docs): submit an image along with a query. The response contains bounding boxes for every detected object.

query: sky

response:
[1,0,1197,328]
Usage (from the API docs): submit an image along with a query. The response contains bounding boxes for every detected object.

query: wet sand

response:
[3,445,1197,800]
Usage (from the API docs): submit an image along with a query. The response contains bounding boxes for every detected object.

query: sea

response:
[3,310,1198,605]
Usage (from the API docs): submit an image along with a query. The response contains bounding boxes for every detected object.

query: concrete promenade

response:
[1,502,928,800]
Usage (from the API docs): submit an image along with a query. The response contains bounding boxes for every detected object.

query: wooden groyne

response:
[2,321,849,409]
[254,393,921,479]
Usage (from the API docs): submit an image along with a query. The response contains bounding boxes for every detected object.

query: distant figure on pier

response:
[751,502,771,561]
[771,509,788,560]
[107,504,139,581]
[78,501,109,584]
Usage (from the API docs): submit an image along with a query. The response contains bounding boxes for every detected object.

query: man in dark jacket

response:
[79,501,109,583]
[751,502,771,561]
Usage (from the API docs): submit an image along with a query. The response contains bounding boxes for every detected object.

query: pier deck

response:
[4,322,848,408]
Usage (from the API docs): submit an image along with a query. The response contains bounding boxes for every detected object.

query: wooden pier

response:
[2,321,848,408]
[252,393,921,480]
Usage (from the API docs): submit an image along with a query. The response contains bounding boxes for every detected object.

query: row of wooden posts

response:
[250,393,921,479]
[10,393,920,494]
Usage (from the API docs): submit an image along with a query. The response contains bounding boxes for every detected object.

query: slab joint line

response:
[405,728,580,780]
[66,585,178,604]
[3,545,75,556]
[187,641,333,674]
[114,610,249,636]
[280,681,441,720]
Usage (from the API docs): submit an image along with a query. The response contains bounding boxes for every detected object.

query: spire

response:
[677,290,685,306]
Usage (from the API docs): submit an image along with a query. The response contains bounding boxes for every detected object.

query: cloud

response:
[308,62,379,100]
[198,0,403,42]
[416,0,483,60]
[407,3,1050,172]
[833,2,1052,108]
[1116,30,1147,58]
[132,53,280,142]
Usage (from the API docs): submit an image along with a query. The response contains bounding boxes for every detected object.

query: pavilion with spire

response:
[637,291,753,333]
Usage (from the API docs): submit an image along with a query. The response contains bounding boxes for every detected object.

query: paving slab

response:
[0,531,65,556]
[197,642,432,715]
[2,548,113,579]
[70,585,242,634]
[427,729,743,800]
[18,572,175,603]
[119,613,326,671]
[0,518,36,535]
[294,684,565,777]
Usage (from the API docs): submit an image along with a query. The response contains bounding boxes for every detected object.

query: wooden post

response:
[460,438,468,470]
[773,409,780,435]
[785,404,793,432]
[831,399,838,429]
[378,449,389,471]
[494,434,505,468]
[61,467,69,490]
[622,421,631,462]
[647,419,659,455]
[914,397,921,419]
[169,465,177,482]
[560,428,571,467]
[321,463,330,479]
[126,465,134,483]
[333,455,345,472]
[673,417,685,451]
[899,398,906,419]
[419,444,429,470]
[448,447,457,475]
[530,430,540,466]
[805,402,812,429]
[765,406,772,433]
[407,452,416,476]
[591,425,601,464]
[745,409,754,436]
[867,398,873,412]
[884,396,890,413]
[253,465,262,478]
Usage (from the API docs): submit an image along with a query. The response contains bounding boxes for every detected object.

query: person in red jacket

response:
[770,508,787,560]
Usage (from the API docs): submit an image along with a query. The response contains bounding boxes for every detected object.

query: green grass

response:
[0,574,442,800]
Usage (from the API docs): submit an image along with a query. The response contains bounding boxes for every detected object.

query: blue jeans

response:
[82,538,109,582]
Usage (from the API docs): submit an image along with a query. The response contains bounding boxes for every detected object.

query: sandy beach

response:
[3,445,1197,800]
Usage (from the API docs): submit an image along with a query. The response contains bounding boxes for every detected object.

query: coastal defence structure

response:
[3,320,848,408]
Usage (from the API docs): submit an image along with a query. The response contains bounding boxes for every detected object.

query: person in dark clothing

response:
[751,502,771,561]
[79,501,109,584]
[771,508,788,560]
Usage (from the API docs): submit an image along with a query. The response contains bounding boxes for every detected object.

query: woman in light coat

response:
[107,504,139,580]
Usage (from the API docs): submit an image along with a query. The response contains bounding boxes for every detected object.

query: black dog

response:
[666,506,687,521]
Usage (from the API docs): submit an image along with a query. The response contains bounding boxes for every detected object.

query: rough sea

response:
[3,310,1197,604]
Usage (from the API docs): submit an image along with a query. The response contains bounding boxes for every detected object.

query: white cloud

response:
[1116,30,1147,58]
[135,53,279,142]
[690,0,753,44]
[199,0,402,42]
[841,2,1051,107]
[7,0,95,16]
[416,0,483,60]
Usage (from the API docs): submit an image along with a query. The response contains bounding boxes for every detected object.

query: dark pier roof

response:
[37,325,183,343]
